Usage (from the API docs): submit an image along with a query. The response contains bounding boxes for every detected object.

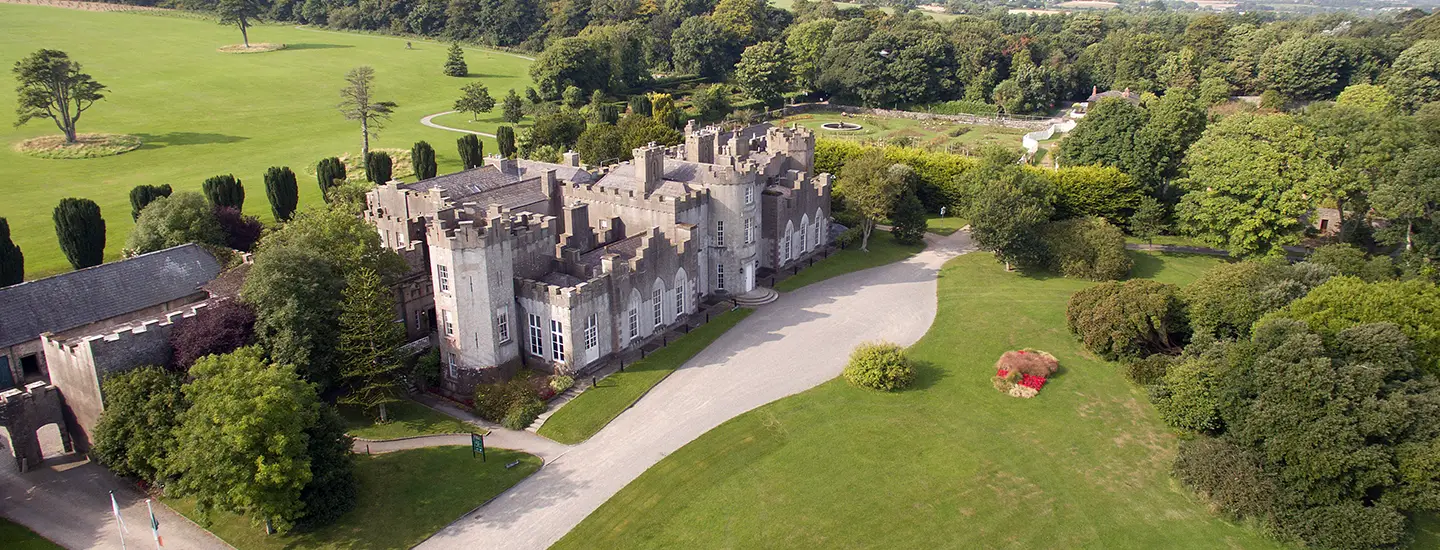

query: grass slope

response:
[555,251,1291,549]
[165,446,539,550]
[779,113,1026,151]
[538,309,755,444]
[775,230,923,292]
[340,399,477,440]
[0,518,63,550]
[0,5,534,278]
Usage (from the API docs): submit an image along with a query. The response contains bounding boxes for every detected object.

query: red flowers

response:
[997,368,1047,390]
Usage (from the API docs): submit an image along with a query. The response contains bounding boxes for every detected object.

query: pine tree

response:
[336,267,406,422]
[496,126,517,159]
[0,217,24,287]
[264,166,299,221]
[316,157,346,202]
[202,174,245,210]
[891,190,928,245]
[443,43,468,77]
[364,151,393,183]
[457,134,483,169]
[53,197,106,269]
[411,141,437,180]
[129,184,173,221]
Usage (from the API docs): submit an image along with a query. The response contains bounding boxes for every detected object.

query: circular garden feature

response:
[14,133,141,159]
[991,349,1058,398]
[820,121,863,131]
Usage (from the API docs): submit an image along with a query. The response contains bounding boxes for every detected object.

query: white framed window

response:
[745,185,754,205]
[800,227,807,252]
[442,309,455,336]
[653,288,664,327]
[744,218,754,244]
[496,306,510,343]
[528,314,544,356]
[780,237,789,263]
[414,309,424,331]
[717,264,725,290]
[814,220,822,245]
[447,352,457,378]
[674,287,684,318]
[550,320,566,361]
[436,264,450,292]
[716,220,724,247]
[584,314,598,349]
[628,307,639,340]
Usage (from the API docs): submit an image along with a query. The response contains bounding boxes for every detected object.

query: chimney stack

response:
[562,150,581,167]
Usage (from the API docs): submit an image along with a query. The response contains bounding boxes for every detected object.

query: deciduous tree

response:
[835,150,906,251]
[338,66,398,160]
[454,82,495,121]
[501,88,524,123]
[53,197,105,269]
[90,367,184,484]
[12,49,106,143]
[217,0,269,48]
[214,206,262,252]
[168,347,317,533]
[169,300,256,370]
[1066,279,1186,360]
[1128,196,1167,246]
[126,192,227,254]
[962,149,1054,270]
[1385,40,1440,112]
[734,41,790,108]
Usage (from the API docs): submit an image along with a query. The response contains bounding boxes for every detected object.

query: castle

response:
[366,122,832,397]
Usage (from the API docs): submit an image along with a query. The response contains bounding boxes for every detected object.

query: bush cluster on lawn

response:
[473,371,568,428]
[842,341,915,391]
[1081,252,1440,550]
[1066,279,1187,361]
[990,349,1057,398]
[1039,217,1132,281]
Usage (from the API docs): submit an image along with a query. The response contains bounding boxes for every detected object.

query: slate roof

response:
[592,159,703,197]
[515,159,596,185]
[401,165,517,199]
[0,244,222,347]
[577,233,647,268]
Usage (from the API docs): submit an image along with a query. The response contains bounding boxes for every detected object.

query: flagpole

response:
[110,491,128,550]
[146,499,163,549]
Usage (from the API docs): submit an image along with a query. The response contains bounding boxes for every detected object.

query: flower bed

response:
[991,349,1058,398]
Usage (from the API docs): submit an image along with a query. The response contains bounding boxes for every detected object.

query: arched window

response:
[674,268,688,319]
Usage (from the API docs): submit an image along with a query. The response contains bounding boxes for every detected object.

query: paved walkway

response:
[417,230,976,550]
[419,111,496,138]
[0,454,232,550]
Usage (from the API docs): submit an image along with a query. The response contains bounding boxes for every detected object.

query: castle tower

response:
[634,142,665,196]
[685,129,716,164]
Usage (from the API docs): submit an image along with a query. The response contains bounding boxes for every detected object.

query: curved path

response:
[420,111,495,137]
[417,230,976,550]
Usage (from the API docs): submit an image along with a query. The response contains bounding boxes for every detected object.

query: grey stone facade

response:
[365,123,831,398]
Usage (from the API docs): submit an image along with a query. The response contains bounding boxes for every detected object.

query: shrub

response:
[1280,502,1407,550]
[315,157,346,201]
[472,375,540,422]
[1047,165,1144,226]
[53,197,107,270]
[502,399,545,430]
[129,184,173,221]
[835,226,861,249]
[263,166,300,222]
[1123,354,1174,385]
[1151,359,1223,432]
[1184,260,1313,339]
[457,134,483,169]
[890,190,927,245]
[843,341,915,391]
[550,375,574,393]
[1040,217,1131,280]
[411,141,437,181]
[1066,280,1187,361]
[170,300,256,370]
[126,192,227,254]
[213,206,262,252]
[1173,436,1277,521]
[815,139,977,214]
[412,348,441,389]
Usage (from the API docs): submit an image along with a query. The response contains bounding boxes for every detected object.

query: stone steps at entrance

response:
[733,287,779,307]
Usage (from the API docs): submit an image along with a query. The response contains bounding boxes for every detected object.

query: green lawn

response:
[925,214,967,236]
[777,113,1027,152]
[774,230,924,292]
[554,251,1296,549]
[537,309,754,444]
[340,399,478,440]
[0,5,535,279]
[0,518,62,550]
[165,446,539,550]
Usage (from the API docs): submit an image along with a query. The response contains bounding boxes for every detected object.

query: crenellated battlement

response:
[428,204,559,250]
[51,302,211,351]
[0,381,61,407]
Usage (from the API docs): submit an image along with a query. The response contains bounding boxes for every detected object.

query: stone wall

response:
[0,382,73,471]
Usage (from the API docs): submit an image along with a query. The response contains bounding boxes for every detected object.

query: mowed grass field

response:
[779,113,1029,152]
[555,251,1295,549]
[0,5,535,278]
